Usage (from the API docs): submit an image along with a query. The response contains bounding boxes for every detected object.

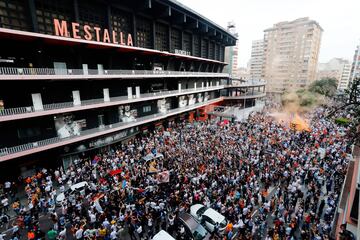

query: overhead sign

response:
[53,19,133,46]
[174,49,191,56]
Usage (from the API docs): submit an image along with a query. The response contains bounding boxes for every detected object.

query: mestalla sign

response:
[53,19,134,46]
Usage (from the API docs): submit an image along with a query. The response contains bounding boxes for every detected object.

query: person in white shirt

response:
[4,182,11,192]
[89,212,96,224]
[0,233,6,240]
[58,229,66,239]
[110,229,118,239]
[1,197,9,212]
[75,227,84,239]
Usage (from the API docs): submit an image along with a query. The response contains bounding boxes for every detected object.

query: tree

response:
[328,77,360,144]
[309,78,338,97]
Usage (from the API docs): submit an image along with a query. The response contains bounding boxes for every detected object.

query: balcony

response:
[0,80,267,122]
[0,67,229,80]
[0,85,225,122]
[223,92,266,100]
[225,80,267,88]
[0,98,223,162]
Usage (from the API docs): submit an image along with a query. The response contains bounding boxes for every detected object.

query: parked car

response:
[178,212,211,240]
[152,230,176,240]
[190,204,227,234]
[56,181,89,205]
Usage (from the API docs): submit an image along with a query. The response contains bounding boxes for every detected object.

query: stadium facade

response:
[0,0,265,178]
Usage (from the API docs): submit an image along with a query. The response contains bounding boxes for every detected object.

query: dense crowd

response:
[0,105,354,240]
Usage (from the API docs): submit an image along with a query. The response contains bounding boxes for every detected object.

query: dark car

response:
[178,212,211,240]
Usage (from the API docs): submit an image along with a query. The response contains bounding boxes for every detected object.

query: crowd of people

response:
[0,104,354,240]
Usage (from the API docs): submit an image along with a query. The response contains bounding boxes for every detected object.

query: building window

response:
[220,46,225,62]
[183,32,192,54]
[155,22,169,51]
[0,0,30,31]
[143,105,151,113]
[193,35,200,57]
[136,16,151,49]
[78,1,106,38]
[170,28,181,53]
[209,42,215,60]
[111,8,132,37]
[201,38,208,58]
[215,44,220,61]
[35,0,74,34]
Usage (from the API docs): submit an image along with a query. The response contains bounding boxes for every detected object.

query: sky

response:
[178,0,360,68]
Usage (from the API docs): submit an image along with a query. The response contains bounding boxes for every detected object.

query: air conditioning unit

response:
[68,69,73,74]
[17,68,24,74]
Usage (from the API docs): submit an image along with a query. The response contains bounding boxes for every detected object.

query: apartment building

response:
[350,43,360,85]
[263,17,323,93]
[224,21,239,77]
[249,39,264,80]
[317,58,351,91]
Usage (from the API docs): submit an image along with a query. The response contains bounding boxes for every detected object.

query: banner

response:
[109,169,122,176]
[54,114,86,138]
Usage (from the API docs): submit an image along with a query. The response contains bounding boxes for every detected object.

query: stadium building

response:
[0,0,265,178]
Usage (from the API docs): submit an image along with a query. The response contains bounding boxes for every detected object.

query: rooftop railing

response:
[0,98,222,159]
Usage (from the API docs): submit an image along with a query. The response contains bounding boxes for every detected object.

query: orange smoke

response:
[290,114,311,132]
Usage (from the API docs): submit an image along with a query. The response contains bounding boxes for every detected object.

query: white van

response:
[152,230,175,240]
[56,181,89,205]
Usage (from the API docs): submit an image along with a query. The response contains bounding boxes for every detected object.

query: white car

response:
[190,204,227,234]
[56,181,89,205]
[152,230,175,240]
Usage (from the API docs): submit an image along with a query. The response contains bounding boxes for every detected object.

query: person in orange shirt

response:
[225,222,233,233]
[25,177,32,184]
[27,230,35,240]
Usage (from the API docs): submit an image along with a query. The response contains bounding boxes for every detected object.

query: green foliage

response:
[299,91,316,107]
[281,89,322,112]
[328,77,360,144]
[309,78,337,97]
[334,117,351,126]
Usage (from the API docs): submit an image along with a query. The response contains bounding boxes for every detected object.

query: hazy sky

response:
[178,0,360,67]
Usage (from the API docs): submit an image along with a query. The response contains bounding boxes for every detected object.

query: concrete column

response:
[210,81,213,87]
[216,81,219,86]
[206,81,209,88]
[194,82,197,90]
[202,82,204,88]
[28,0,38,32]
[135,86,140,98]
[127,87,133,99]
[178,82,182,92]
[103,88,110,102]
[72,90,81,106]
[31,93,43,111]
